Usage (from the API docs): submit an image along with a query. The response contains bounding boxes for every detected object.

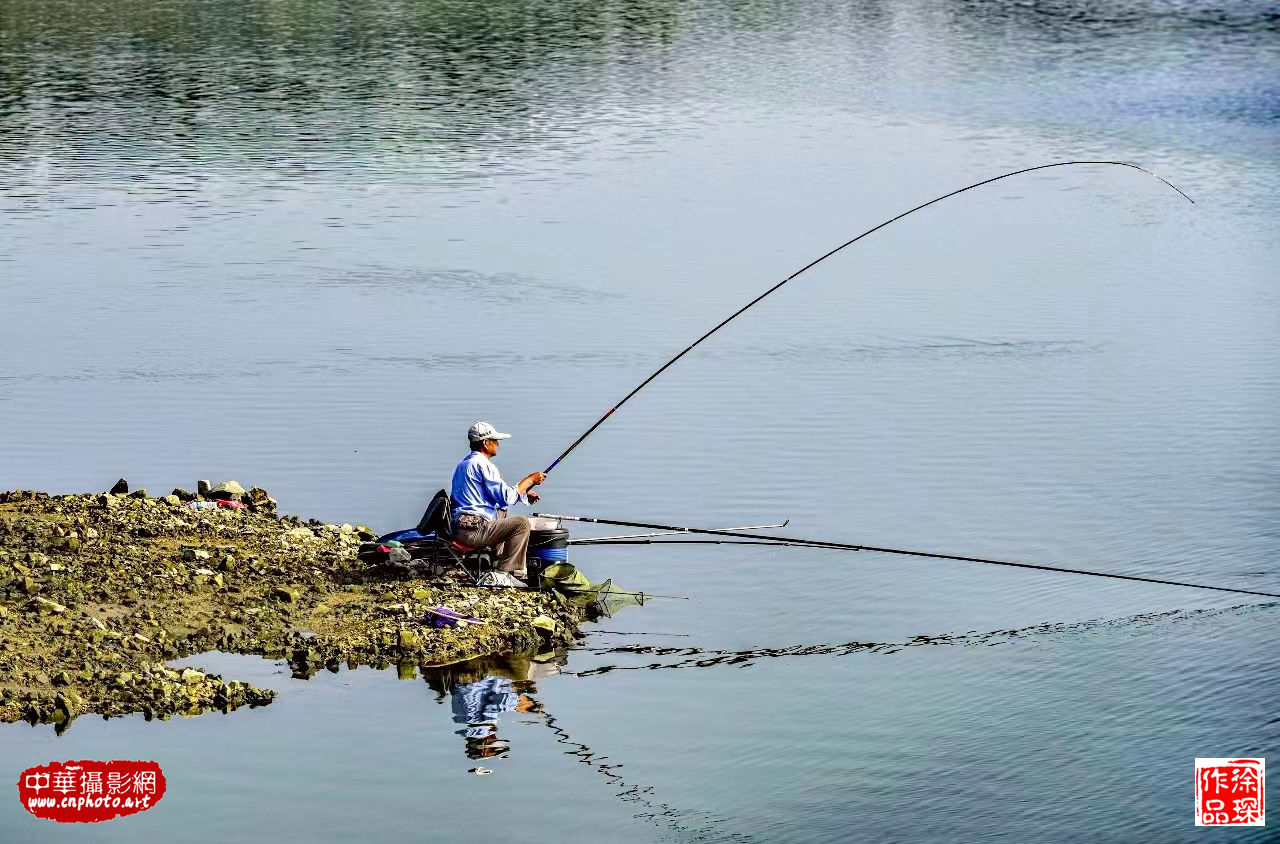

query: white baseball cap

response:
[468,421,512,442]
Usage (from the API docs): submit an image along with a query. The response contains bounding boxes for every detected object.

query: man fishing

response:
[451,422,547,583]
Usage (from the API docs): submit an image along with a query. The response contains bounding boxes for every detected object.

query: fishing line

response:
[544,161,1193,474]
[541,513,1280,600]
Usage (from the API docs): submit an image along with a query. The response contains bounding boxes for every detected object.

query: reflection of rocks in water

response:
[573,603,1278,676]
[422,650,564,700]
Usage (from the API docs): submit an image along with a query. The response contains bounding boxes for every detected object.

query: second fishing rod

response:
[544,512,1280,601]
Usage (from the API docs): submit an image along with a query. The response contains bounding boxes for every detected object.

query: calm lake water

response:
[2,1,1277,840]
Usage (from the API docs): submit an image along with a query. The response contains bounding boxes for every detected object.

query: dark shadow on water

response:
[571,601,1280,676]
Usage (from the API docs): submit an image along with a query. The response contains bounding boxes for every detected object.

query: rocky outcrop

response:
[0,483,584,732]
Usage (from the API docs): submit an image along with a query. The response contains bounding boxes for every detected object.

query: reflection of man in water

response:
[451,676,539,759]
[445,656,561,759]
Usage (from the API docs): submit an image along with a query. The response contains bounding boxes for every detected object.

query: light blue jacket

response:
[450,451,525,521]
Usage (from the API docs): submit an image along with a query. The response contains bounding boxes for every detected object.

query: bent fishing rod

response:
[543,161,1192,475]
[538,513,1280,601]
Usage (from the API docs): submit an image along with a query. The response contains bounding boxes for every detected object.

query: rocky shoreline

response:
[0,483,586,731]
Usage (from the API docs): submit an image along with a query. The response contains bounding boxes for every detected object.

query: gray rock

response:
[171,487,196,502]
[208,480,246,501]
[196,480,211,497]
[109,478,129,495]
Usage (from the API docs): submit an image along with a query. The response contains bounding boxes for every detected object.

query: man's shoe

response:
[478,571,526,588]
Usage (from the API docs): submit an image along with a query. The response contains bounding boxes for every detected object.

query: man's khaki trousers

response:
[455,514,531,573]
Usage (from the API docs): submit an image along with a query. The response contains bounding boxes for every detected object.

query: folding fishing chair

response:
[418,489,495,584]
